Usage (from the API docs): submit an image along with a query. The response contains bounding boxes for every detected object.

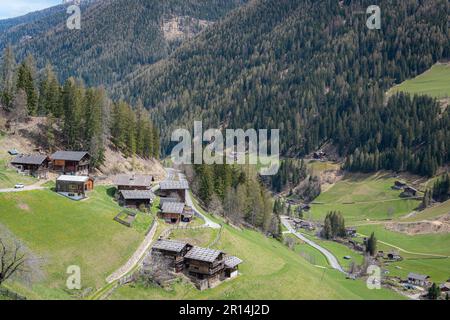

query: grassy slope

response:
[0,187,150,299]
[388,63,450,99]
[307,171,449,284]
[403,200,450,222]
[111,215,403,300]
[310,172,421,224]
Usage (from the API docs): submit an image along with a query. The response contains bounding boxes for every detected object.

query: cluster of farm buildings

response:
[9,150,195,225]
[150,239,243,290]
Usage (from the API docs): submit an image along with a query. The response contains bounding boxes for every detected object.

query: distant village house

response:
[407,272,430,287]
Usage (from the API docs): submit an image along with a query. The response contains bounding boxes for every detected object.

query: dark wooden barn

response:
[183,246,225,290]
[151,239,193,272]
[11,154,49,178]
[118,190,156,209]
[158,180,189,203]
[50,151,90,175]
[115,174,154,191]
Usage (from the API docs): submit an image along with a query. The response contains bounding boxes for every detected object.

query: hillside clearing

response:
[387,62,450,99]
[310,172,421,224]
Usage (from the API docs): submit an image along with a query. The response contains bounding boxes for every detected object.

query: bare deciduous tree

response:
[139,252,175,287]
[0,237,27,286]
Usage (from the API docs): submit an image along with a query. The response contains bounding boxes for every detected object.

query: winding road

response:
[280,216,345,273]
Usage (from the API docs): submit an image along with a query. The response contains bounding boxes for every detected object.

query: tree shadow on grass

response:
[106,187,117,198]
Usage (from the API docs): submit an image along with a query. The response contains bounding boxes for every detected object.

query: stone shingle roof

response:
[50,151,89,161]
[152,239,189,253]
[159,180,189,190]
[115,174,153,187]
[120,190,156,200]
[184,246,222,263]
[224,256,243,268]
[407,272,429,281]
[161,202,185,214]
[11,154,48,165]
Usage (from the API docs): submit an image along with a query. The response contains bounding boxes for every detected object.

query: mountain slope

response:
[1,0,247,88]
[114,0,449,175]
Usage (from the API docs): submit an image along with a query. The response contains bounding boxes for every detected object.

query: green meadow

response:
[110,213,403,300]
[388,63,450,99]
[0,187,152,299]
[310,172,421,224]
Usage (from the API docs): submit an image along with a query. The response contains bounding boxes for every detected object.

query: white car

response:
[14,184,25,189]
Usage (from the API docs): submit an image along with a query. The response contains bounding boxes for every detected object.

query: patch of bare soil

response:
[320,169,344,192]
[17,203,30,211]
[162,15,213,42]
[95,145,166,184]
[386,213,450,235]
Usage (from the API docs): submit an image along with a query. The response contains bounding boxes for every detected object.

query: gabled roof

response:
[161,202,185,214]
[224,256,243,268]
[184,246,223,263]
[152,239,189,253]
[407,272,429,281]
[159,180,189,190]
[56,175,91,182]
[120,190,156,200]
[50,151,89,161]
[115,174,153,187]
[11,154,48,165]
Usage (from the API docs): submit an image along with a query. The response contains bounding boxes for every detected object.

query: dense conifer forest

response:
[117,0,449,176]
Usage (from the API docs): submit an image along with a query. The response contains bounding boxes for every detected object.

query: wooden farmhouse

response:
[160,202,193,224]
[50,151,90,175]
[10,154,49,178]
[56,175,94,200]
[184,246,226,290]
[115,174,154,191]
[158,180,189,203]
[118,190,156,209]
[151,239,193,272]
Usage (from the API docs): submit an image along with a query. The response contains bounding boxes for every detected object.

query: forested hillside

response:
[0,49,160,167]
[0,0,246,89]
[117,0,449,176]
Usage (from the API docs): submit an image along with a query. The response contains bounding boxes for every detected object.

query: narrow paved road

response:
[175,170,221,229]
[281,216,345,273]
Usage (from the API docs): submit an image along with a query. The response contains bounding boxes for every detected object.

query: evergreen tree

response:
[366,232,377,257]
[427,283,440,300]
[0,46,16,110]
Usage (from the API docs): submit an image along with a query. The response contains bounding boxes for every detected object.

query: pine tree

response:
[427,283,440,300]
[366,232,377,256]
[0,46,16,110]
[16,55,38,115]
